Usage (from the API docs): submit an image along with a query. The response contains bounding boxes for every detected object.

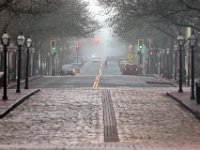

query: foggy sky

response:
[80,0,126,58]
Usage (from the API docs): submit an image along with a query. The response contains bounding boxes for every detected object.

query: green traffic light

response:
[139,45,143,49]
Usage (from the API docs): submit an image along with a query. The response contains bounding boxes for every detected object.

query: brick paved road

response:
[110,87,200,144]
[0,87,200,147]
[0,89,103,145]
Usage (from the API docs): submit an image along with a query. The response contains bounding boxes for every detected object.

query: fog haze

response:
[80,0,126,59]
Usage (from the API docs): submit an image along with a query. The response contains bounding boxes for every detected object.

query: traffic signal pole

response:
[77,50,78,63]
[50,39,56,76]
[138,39,144,66]
[75,43,79,63]
[140,52,142,65]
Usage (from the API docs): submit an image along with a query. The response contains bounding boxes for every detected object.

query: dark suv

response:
[122,64,142,75]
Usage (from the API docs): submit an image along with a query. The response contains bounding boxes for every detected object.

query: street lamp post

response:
[16,33,25,93]
[174,45,178,80]
[188,29,197,99]
[167,48,170,79]
[156,49,159,74]
[0,45,3,71]
[24,36,32,89]
[159,49,162,75]
[147,50,150,74]
[158,51,162,76]
[1,30,10,100]
[52,52,56,76]
[177,32,185,93]
[150,50,153,73]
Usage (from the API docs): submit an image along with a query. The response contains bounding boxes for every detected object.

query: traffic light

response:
[94,36,100,44]
[75,43,79,50]
[128,44,133,49]
[138,39,144,51]
[50,40,56,51]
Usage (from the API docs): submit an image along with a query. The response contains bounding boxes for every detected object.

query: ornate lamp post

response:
[188,29,197,99]
[24,36,32,89]
[16,33,25,93]
[177,32,185,93]
[174,45,178,80]
[166,48,170,79]
[0,44,3,71]
[1,30,10,100]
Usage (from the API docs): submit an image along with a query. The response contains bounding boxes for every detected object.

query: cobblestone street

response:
[0,87,200,147]
[111,87,200,144]
[0,89,103,145]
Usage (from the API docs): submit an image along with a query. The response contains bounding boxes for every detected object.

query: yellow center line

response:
[92,75,98,89]
[95,75,100,89]
[92,75,101,90]
[92,63,103,90]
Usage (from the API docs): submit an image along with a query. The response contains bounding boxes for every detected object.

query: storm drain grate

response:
[102,89,119,142]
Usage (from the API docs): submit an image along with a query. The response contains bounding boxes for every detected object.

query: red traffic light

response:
[128,44,133,49]
[75,43,80,50]
[94,36,100,44]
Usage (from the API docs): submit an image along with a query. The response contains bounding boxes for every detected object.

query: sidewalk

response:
[155,74,200,120]
[166,91,200,120]
[0,89,40,118]
[0,76,41,118]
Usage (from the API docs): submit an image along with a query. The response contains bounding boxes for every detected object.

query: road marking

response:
[102,89,119,142]
[92,75,100,90]
[96,75,100,89]
[92,63,102,90]
[92,76,98,89]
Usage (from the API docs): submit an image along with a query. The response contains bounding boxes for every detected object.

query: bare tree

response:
[0,0,63,31]
[97,0,200,43]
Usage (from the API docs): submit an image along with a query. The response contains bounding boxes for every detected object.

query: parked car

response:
[71,63,82,73]
[60,64,75,76]
[92,57,101,62]
[122,64,142,75]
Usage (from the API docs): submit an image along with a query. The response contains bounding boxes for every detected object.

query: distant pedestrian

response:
[104,59,108,68]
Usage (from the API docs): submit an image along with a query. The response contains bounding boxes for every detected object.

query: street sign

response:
[127,52,133,61]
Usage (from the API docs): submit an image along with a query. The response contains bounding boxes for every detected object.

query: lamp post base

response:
[190,95,195,100]
[178,89,183,93]
[16,89,21,93]
[2,96,8,100]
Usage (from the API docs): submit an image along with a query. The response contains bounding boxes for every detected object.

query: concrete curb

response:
[152,74,178,87]
[140,74,156,77]
[8,75,43,88]
[0,89,40,119]
[166,92,200,120]
[146,81,177,87]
